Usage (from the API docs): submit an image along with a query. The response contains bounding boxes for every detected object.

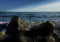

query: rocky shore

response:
[0,20,60,42]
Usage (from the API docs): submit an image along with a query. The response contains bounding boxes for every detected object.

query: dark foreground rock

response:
[0,16,60,42]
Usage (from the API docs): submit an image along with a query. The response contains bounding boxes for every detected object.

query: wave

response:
[0,12,60,22]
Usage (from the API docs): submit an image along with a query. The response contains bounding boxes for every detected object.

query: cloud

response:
[4,1,60,12]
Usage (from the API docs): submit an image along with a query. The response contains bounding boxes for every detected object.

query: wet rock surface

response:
[0,21,60,42]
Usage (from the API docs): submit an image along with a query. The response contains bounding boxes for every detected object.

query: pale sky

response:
[0,0,60,12]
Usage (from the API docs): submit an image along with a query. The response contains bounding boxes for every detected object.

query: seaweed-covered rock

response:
[0,32,6,42]
[2,16,29,42]
[28,21,55,42]
[2,16,59,42]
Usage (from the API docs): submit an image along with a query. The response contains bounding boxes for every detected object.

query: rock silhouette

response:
[2,16,59,42]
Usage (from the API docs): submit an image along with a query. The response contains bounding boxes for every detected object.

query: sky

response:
[0,0,60,12]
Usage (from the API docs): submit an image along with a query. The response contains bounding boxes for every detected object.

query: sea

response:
[0,12,60,40]
[0,12,60,22]
[0,12,60,32]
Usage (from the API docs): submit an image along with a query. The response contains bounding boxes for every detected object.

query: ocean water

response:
[0,12,60,32]
[0,12,60,39]
[0,12,60,41]
[0,12,60,22]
